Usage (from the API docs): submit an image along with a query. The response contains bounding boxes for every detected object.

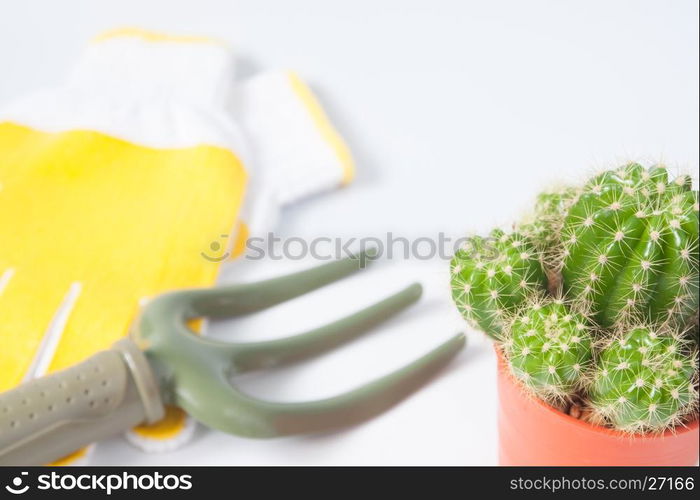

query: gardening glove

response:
[0,28,354,461]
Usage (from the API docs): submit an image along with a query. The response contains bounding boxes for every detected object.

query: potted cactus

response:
[450,163,699,465]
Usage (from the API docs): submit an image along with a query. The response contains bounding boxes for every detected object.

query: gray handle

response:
[0,339,164,465]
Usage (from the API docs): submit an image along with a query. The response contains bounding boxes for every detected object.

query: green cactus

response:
[560,163,699,328]
[588,325,698,433]
[450,229,548,339]
[504,299,594,401]
[449,161,699,433]
[519,186,579,253]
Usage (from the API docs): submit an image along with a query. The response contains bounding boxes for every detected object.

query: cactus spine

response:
[560,163,699,328]
[504,299,593,401]
[588,326,698,433]
[450,229,548,339]
[519,186,579,254]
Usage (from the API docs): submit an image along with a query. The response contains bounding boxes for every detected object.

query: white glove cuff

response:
[68,28,236,109]
[237,71,355,208]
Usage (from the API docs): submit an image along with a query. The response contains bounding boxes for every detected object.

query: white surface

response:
[1,0,697,465]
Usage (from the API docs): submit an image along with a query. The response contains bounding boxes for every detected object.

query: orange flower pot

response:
[496,348,699,466]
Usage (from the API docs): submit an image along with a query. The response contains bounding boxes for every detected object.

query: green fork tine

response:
[134,252,466,438]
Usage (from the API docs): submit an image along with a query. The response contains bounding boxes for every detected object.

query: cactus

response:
[504,299,594,401]
[450,162,699,434]
[519,186,579,253]
[559,163,699,328]
[588,325,698,433]
[450,229,548,339]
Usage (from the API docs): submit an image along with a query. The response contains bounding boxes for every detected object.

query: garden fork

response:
[0,251,465,464]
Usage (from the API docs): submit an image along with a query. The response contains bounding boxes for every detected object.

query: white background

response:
[1,0,698,465]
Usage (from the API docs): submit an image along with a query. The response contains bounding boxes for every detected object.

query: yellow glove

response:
[0,28,353,461]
